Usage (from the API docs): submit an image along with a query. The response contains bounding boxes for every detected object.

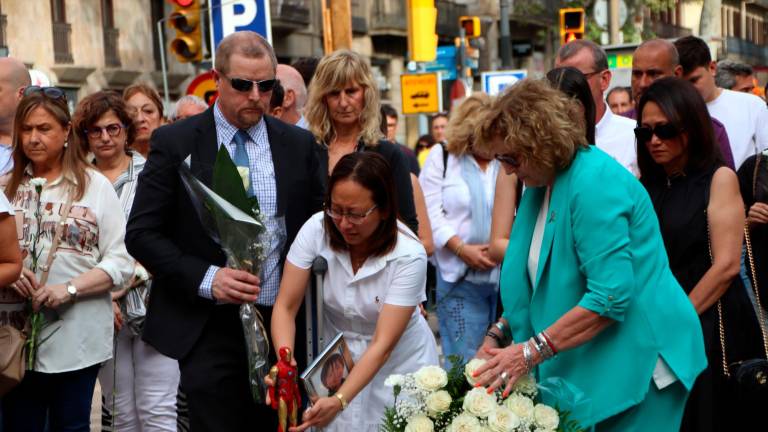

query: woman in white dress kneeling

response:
[271,152,439,431]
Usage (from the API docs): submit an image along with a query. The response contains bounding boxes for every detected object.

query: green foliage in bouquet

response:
[212,145,261,216]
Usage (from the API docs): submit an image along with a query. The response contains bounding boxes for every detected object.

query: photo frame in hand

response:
[300,332,354,402]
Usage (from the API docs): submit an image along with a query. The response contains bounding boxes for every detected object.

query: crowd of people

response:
[0,30,767,432]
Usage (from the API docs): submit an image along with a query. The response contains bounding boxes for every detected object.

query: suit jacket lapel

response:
[511,187,543,292]
[190,108,218,187]
[533,175,566,291]
[265,116,287,216]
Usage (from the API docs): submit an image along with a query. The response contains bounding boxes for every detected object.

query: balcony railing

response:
[352,0,367,34]
[103,27,121,68]
[270,0,310,27]
[52,22,74,64]
[725,36,768,64]
[436,0,467,38]
[648,20,692,39]
[370,0,407,34]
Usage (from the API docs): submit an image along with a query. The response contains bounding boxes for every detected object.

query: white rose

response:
[384,374,405,387]
[533,404,559,430]
[464,358,487,386]
[462,387,497,418]
[512,374,538,397]
[236,166,250,191]
[29,177,47,192]
[447,413,481,432]
[487,406,521,432]
[405,414,434,432]
[504,394,534,422]
[414,365,448,391]
[425,390,452,415]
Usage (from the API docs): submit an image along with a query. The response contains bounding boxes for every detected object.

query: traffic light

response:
[559,8,585,45]
[407,0,438,62]
[169,0,203,63]
[459,16,481,38]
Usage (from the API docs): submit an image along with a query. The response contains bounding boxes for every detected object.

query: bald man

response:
[0,57,31,176]
[628,39,735,169]
[275,64,308,129]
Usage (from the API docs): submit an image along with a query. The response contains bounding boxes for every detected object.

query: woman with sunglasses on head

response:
[1,88,133,432]
[418,93,501,363]
[305,50,419,234]
[271,152,438,431]
[488,67,596,263]
[471,79,706,430]
[73,91,180,432]
[123,84,165,159]
[637,77,763,431]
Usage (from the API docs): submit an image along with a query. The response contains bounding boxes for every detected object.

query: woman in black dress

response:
[637,77,761,431]
[737,152,768,308]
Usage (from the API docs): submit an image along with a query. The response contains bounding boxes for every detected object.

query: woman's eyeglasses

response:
[325,205,378,225]
[633,123,683,144]
[84,123,126,139]
[494,153,521,168]
[224,75,277,93]
[23,86,66,100]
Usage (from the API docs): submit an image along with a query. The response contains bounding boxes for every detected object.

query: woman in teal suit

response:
[471,79,707,430]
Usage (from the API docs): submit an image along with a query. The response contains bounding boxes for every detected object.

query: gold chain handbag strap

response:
[743,222,768,359]
[706,219,731,376]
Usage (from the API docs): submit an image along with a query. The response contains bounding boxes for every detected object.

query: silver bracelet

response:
[532,334,554,360]
[522,341,534,373]
[495,321,510,342]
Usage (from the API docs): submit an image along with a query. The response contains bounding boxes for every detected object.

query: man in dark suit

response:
[125,31,324,431]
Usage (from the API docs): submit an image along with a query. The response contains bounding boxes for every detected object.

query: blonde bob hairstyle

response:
[444,93,493,156]
[477,78,588,173]
[305,50,382,147]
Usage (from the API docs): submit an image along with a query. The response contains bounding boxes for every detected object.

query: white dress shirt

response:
[286,212,439,431]
[596,103,639,177]
[419,144,500,283]
[8,167,134,372]
[707,89,768,169]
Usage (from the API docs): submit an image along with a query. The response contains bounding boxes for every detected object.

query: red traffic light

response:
[171,0,196,6]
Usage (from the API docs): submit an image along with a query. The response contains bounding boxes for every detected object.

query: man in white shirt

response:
[275,64,308,129]
[0,57,31,176]
[675,36,768,169]
[556,40,638,175]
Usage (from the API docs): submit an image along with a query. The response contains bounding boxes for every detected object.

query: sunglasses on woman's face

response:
[494,153,522,168]
[634,123,683,144]
[223,75,277,93]
[23,86,66,100]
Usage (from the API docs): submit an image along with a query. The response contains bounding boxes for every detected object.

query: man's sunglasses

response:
[633,123,683,144]
[494,153,521,168]
[224,75,277,93]
[23,86,66,100]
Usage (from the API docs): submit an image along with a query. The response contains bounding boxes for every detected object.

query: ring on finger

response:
[500,371,509,383]
[20,274,25,280]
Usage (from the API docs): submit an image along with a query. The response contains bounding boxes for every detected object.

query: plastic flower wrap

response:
[178,146,270,404]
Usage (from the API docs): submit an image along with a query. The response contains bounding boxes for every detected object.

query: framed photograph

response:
[301,332,354,402]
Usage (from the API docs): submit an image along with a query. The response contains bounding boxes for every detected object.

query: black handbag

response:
[715,224,768,402]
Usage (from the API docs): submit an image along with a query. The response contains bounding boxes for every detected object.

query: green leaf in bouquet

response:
[212,145,258,217]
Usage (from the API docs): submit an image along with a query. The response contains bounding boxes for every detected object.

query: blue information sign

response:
[423,46,457,81]
[210,0,272,51]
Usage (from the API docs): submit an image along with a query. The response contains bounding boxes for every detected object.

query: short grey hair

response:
[169,95,208,121]
[557,40,609,72]
[716,59,754,89]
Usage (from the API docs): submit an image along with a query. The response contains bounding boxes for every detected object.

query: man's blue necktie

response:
[232,129,254,196]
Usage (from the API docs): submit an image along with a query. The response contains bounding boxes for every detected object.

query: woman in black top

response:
[637,77,761,431]
[304,50,418,233]
[737,153,768,305]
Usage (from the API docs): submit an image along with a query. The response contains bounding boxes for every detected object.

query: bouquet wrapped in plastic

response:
[178,147,271,404]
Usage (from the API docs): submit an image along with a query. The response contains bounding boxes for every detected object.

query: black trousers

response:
[179,304,277,432]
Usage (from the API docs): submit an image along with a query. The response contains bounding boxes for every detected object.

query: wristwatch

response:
[66,281,78,302]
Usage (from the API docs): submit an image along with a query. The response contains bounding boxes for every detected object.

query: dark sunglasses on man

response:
[221,74,277,93]
[23,86,66,100]
[633,123,683,144]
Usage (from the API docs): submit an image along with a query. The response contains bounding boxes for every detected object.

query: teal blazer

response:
[501,147,706,425]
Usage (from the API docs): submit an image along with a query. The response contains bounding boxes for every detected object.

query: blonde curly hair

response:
[477,79,588,173]
[305,50,382,147]
[444,93,493,156]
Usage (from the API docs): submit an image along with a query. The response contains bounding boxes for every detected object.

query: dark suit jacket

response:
[125,108,324,360]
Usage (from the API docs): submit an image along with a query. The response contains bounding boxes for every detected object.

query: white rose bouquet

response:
[382,356,582,432]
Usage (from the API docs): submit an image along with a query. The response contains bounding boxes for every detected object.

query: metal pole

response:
[609,0,621,45]
[157,17,171,111]
[499,0,512,68]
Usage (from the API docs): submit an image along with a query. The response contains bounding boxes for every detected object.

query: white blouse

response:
[0,189,12,214]
[8,167,134,373]
[287,212,439,431]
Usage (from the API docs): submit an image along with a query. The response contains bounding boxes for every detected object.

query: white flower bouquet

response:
[382,356,583,432]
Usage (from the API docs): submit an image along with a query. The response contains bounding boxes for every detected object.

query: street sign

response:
[481,70,527,96]
[210,0,272,51]
[607,53,633,69]
[423,45,457,80]
[187,71,218,105]
[401,72,442,115]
